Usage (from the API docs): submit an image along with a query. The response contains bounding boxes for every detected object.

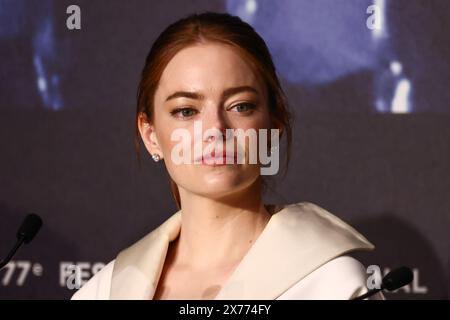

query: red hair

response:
[135,12,292,209]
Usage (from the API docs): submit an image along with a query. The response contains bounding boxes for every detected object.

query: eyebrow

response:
[164,85,259,102]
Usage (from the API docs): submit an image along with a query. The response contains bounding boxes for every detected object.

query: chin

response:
[196,172,259,198]
[170,165,261,199]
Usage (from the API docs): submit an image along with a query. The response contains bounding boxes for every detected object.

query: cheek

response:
[258,109,273,129]
[159,137,183,166]
[158,127,196,168]
[248,105,272,130]
[242,114,273,163]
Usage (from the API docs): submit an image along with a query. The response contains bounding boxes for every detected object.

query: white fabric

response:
[71,202,382,300]
[72,255,384,300]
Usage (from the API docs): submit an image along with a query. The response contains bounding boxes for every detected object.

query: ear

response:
[137,113,164,160]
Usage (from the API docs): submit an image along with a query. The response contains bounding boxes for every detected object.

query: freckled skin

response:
[142,43,271,201]
[139,43,273,300]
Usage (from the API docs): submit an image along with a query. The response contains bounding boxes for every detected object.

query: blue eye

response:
[170,107,198,118]
[231,103,256,113]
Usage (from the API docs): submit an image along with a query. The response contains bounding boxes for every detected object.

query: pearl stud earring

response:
[152,153,161,162]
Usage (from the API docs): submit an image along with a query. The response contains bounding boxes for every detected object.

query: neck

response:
[173,180,272,270]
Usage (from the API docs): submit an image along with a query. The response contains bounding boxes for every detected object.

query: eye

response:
[170,107,198,119]
[229,103,256,113]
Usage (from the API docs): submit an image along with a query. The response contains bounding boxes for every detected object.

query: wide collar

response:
[110,202,374,299]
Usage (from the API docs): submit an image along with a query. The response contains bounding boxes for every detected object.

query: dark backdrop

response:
[1,0,449,299]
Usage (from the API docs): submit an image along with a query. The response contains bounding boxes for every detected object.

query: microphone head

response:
[16,213,43,244]
[382,266,414,291]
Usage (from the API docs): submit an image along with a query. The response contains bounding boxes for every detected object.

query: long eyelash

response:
[169,108,182,116]
[169,107,200,121]
[170,107,192,116]
[233,103,257,111]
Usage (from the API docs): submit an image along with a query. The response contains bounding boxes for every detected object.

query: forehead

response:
[156,43,262,97]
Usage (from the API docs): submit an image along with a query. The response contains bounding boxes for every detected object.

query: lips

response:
[196,150,237,165]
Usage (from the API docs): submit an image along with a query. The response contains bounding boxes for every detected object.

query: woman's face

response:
[139,42,272,200]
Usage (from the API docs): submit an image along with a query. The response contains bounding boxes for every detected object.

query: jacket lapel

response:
[110,202,374,299]
[110,212,181,299]
[215,202,374,299]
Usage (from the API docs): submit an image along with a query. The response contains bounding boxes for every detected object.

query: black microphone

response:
[0,213,43,270]
[353,266,414,300]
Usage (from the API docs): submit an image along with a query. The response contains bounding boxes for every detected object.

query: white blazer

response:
[72,202,384,300]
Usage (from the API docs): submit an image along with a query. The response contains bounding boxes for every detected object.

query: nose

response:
[202,107,230,143]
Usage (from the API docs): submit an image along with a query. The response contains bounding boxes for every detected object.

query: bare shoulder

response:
[70,260,115,300]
